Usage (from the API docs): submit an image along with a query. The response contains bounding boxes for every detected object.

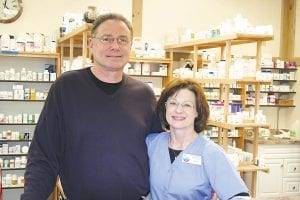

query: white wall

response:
[295,0,300,56]
[0,0,132,38]
[142,0,282,56]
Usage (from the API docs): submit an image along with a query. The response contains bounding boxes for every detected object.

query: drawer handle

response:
[293,186,296,190]
[294,167,297,171]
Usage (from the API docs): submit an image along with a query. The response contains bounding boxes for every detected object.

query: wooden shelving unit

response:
[0,51,59,58]
[165,33,274,198]
[0,52,60,74]
[58,23,93,75]
[0,52,59,198]
[57,23,172,90]
[129,57,171,64]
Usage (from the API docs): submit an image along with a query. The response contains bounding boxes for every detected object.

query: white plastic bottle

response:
[255,110,266,124]
[43,70,49,81]
[20,68,27,81]
[290,120,300,140]
[1,33,10,51]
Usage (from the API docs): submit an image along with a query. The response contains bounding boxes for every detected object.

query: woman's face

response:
[165,88,198,132]
[89,19,132,72]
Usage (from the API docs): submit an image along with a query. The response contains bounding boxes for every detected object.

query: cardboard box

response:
[276,99,294,106]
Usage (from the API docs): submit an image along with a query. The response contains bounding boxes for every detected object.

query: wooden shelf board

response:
[237,162,269,173]
[195,78,272,85]
[164,33,273,51]
[208,120,270,129]
[260,104,296,107]
[2,167,26,170]
[129,57,171,63]
[236,79,272,84]
[0,52,59,59]
[257,91,296,94]
[58,23,93,44]
[261,67,297,71]
[273,79,297,82]
[197,79,237,84]
[246,104,296,107]
[0,123,37,125]
[0,80,54,83]
[0,99,45,102]
[128,74,167,77]
[0,139,31,142]
[3,185,24,189]
[0,153,27,156]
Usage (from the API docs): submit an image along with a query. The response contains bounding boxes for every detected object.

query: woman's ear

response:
[195,110,199,118]
[194,111,198,119]
[88,38,93,49]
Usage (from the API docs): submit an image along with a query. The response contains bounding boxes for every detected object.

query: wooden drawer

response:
[283,178,300,194]
[284,159,300,177]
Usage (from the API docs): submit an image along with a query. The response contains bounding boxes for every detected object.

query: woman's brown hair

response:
[157,78,210,133]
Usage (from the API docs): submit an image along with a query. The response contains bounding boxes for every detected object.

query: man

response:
[21,13,162,200]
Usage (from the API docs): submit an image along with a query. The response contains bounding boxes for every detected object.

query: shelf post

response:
[82,31,88,66]
[163,50,173,85]
[256,41,262,71]
[220,46,225,60]
[193,45,198,78]
[69,37,74,66]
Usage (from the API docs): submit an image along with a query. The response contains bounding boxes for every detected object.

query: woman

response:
[146,78,250,200]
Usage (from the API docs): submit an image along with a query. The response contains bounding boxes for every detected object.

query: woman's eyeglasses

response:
[165,100,195,112]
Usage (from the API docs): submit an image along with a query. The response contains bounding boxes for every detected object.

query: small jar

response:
[5,174,12,186]
[83,6,98,23]
[10,159,15,168]
[11,174,18,185]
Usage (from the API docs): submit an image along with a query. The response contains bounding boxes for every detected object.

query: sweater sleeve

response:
[148,89,163,133]
[21,79,66,199]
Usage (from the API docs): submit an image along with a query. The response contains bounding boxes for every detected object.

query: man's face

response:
[89,19,132,72]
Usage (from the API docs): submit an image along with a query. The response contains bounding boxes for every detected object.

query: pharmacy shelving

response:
[165,33,274,198]
[57,23,172,94]
[0,51,59,198]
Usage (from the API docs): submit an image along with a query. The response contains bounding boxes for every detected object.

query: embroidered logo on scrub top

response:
[182,153,202,165]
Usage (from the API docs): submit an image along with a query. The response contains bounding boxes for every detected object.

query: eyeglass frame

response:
[92,35,131,46]
[165,100,195,112]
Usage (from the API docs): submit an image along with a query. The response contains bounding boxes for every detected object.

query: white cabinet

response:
[283,158,300,195]
[258,158,283,195]
[245,143,300,198]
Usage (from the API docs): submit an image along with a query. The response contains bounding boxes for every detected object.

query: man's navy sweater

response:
[22,68,162,200]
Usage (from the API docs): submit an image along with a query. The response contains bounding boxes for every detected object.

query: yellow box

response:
[276,99,294,106]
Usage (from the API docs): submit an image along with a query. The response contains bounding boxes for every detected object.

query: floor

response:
[256,196,300,200]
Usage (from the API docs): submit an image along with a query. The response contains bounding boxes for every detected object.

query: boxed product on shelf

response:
[276,99,294,106]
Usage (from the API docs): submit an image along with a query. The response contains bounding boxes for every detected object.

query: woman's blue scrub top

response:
[146,132,249,200]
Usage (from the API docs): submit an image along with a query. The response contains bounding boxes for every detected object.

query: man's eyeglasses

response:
[165,100,195,112]
[92,36,130,46]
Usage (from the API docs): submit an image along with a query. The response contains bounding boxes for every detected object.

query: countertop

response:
[245,136,300,145]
